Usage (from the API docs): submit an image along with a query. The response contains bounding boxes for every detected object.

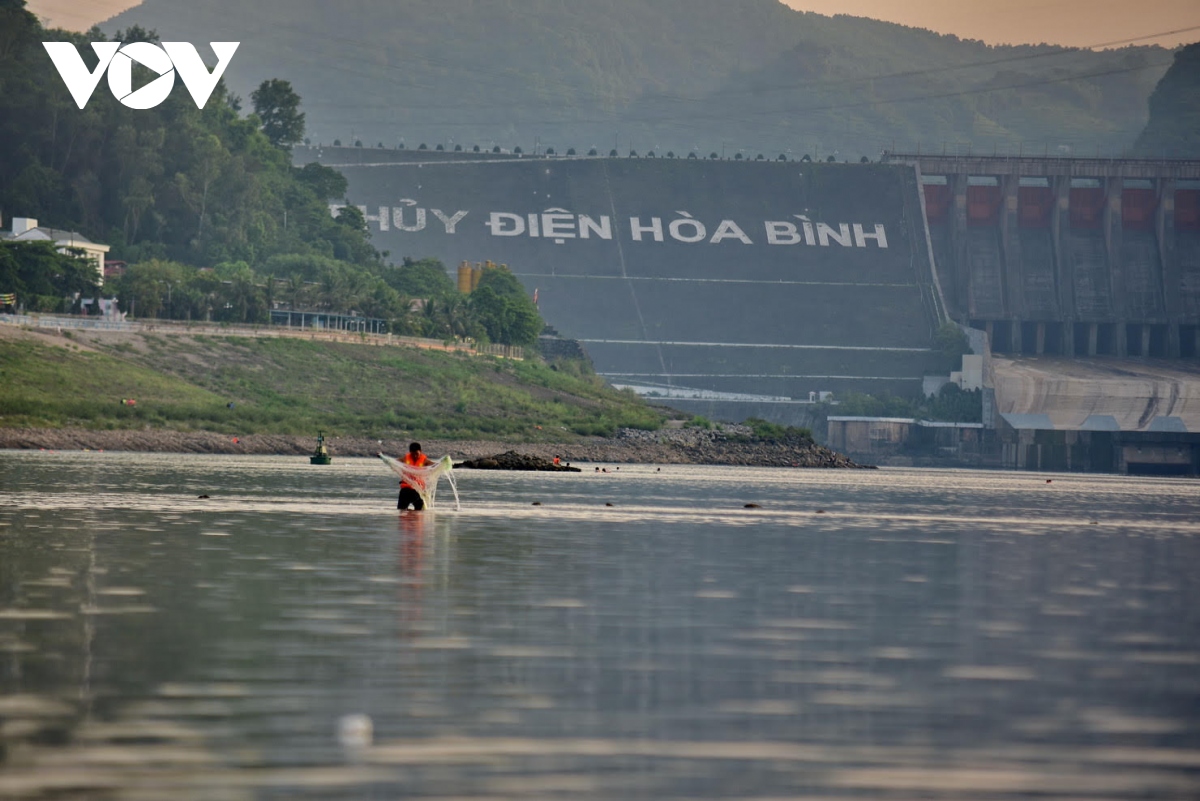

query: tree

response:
[251,78,305,149]
[469,268,543,346]
[385,257,455,298]
[934,322,972,373]
[0,241,99,305]
[112,259,188,320]
[294,162,347,200]
[1135,43,1200,158]
[468,286,541,347]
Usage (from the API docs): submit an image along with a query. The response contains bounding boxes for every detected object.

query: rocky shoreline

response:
[0,427,873,469]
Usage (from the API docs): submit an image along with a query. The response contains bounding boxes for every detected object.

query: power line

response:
[302,56,1169,131]
[271,22,1192,119]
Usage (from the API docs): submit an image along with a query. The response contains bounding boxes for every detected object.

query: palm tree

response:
[286,273,307,312]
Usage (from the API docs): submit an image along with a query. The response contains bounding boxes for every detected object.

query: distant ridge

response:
[100,0,1170,158]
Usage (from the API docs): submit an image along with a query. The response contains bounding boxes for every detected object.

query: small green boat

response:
[310,431,331,465]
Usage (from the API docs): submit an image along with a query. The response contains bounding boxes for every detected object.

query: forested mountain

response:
[0,0,543,342]
[99,0,1173,158]
[1134,43,1200,158]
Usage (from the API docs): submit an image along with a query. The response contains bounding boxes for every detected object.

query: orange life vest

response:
[401,452,428,489]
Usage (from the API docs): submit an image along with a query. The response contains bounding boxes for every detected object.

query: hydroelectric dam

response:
[298,146,945,418]
[300,147,1200,473]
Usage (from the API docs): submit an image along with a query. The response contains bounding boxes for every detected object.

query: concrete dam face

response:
[303,149,945,417]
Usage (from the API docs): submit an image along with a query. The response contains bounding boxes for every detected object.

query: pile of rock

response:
[455,450,582,472]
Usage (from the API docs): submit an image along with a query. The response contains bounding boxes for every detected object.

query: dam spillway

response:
[889,153,1200,360]
[301,148,945,417]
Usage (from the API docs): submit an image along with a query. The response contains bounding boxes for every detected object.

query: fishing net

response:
[378,453,460,511]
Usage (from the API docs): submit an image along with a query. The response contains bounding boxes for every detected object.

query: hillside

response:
[98,0,1171,158]
[1134,42,1200,157]
[0,326,663,439]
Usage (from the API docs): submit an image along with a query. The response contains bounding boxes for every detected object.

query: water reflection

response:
[0,451,1198,798]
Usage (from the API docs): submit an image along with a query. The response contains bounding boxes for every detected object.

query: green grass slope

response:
[0,332,663,439]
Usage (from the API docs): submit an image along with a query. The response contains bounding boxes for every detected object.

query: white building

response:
[0,216,110,283]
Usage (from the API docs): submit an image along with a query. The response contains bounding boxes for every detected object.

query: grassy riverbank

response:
[0,325,664,440]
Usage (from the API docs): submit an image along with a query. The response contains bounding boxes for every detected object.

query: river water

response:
[1,451,1198,799]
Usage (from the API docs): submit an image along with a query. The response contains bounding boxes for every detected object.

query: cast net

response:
[378,454,460,511]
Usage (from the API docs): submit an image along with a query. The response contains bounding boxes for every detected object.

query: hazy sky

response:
[26,0,1200,49]
[780,0,1200,48]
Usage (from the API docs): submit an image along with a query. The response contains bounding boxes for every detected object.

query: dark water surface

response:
[1,451,1198,799]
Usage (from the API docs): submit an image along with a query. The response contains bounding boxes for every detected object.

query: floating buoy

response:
[337,714,373,748]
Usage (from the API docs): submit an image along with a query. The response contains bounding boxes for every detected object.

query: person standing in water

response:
[398,442,428,511]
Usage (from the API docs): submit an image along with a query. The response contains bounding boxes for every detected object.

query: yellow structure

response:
[457,260,511,294]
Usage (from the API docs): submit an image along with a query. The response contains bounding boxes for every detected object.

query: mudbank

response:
[0,427,873,469]
[456,451,582,472]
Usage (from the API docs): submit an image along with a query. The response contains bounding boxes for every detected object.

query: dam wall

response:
[888,154,1200,359]
[299,148,945,417]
